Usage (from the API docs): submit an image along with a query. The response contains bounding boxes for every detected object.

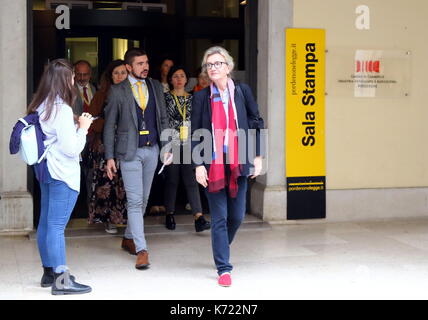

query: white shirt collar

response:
[128,74,146,86]
[77,83,89,91]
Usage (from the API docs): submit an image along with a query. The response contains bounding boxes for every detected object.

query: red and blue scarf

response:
[208,80,241,198]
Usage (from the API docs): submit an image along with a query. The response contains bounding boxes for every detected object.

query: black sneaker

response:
[195,216,211,232]
[41,267,75,288]
[165,213,176,230]
[51,272,92,296]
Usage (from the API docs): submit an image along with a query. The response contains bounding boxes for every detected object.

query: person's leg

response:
[226,177,248,244]
[164,163,180,214]
[147,161,165,214]
[181,164,203,215]
[120,150,146,252]
[45,179,79,272]
[141,145,159,220]
[37,180,51,268]
[163,162,179,230]
[205,188,232,275]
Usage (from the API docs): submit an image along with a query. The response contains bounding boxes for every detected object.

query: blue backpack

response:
[9,112,50,182]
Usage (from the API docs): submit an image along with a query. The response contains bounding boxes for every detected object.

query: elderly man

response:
[73,60,97,116]
[73,60,97,212]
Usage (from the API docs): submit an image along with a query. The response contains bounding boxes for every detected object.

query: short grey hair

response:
[201,46,235,77]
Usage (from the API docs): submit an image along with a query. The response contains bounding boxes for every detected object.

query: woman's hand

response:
[250,156,263,179]
[78,112,93,131]
[196,165,209,188]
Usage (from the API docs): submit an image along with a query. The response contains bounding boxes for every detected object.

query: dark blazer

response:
[103,77,168,161]
[191,82,264,176]
[72,83,97,116]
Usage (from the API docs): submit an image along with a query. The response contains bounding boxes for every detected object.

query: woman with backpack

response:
[27,59,93,295]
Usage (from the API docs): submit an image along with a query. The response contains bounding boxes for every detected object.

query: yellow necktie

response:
[135,81,146,112]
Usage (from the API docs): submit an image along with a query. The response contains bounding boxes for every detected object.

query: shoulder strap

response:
[18,118,29,127]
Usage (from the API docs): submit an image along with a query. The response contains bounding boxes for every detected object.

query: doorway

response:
[30,0,255,226]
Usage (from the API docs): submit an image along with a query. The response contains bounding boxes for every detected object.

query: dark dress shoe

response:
[135,250,150,270]
[165,213,176,230]
[41,267,75,288]
[195,215,211,232]
[121,238,137,255]
[51,272,92,295]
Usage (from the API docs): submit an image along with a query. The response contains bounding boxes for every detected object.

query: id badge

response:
[139,118,149,135]
[180,125,189,141]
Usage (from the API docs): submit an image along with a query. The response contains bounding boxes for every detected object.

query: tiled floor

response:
[2,216,428,299]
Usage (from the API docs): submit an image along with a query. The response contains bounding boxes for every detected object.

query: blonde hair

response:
[201,46,234,78]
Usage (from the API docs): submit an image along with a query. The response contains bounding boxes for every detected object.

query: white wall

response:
[294,0,428,190]
[253,0,428,223]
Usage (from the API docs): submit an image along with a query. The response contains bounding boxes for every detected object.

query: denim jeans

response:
[37,172,79,273]
[205,176,248,275]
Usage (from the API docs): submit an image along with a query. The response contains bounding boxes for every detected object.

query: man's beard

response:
[131,70,148,80]
[78,81,89,87]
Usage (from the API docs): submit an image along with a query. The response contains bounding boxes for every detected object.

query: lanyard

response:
[172,94,187,122]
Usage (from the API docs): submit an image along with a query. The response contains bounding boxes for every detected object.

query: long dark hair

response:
[98,59,126,94]
[27,59,77,121]
[167,65,190,91]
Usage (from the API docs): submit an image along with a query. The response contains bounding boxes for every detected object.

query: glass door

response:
[65,37,99,83]
[113,38,141,60]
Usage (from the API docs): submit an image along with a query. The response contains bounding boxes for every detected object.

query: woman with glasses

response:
[163,65,211,232]
[191,47,264,287]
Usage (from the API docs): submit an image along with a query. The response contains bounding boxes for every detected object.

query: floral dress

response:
[87,138,127,225]
[164,92,193,146]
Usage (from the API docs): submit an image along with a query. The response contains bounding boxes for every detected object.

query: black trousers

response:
[164,162,203,215]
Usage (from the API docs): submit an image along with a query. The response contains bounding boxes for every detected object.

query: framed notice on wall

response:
[326,48,411,98]
[285,28,326,220]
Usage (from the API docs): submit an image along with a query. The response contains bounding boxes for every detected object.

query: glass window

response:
[186,0,240,18]
[185,38,240,76]
[65,37,99,81]
[113,39,141,61]
[34,0,176,14]
[32,0,45,10]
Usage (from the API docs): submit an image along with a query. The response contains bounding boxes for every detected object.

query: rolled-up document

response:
[158,154,173,175]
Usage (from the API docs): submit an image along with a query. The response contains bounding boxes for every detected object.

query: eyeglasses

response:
[204,61,228,70]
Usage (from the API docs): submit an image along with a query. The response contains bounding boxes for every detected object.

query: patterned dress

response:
[87,94,127,225]
[164,92,193,145]
[87,142,127,225]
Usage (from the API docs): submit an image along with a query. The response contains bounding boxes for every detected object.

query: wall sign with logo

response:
[285,28,326,220]
[327,48,411,98]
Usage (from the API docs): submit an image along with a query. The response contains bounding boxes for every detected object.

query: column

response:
[251,0,293,222]
[0,0,33,232]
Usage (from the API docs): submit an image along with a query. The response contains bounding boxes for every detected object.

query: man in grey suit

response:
[104,48,172,270]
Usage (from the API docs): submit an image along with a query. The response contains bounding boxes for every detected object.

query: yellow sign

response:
[285,28,325,178]
[285,28,326,220]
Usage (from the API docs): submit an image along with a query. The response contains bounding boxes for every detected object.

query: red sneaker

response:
[218,273,232,287]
